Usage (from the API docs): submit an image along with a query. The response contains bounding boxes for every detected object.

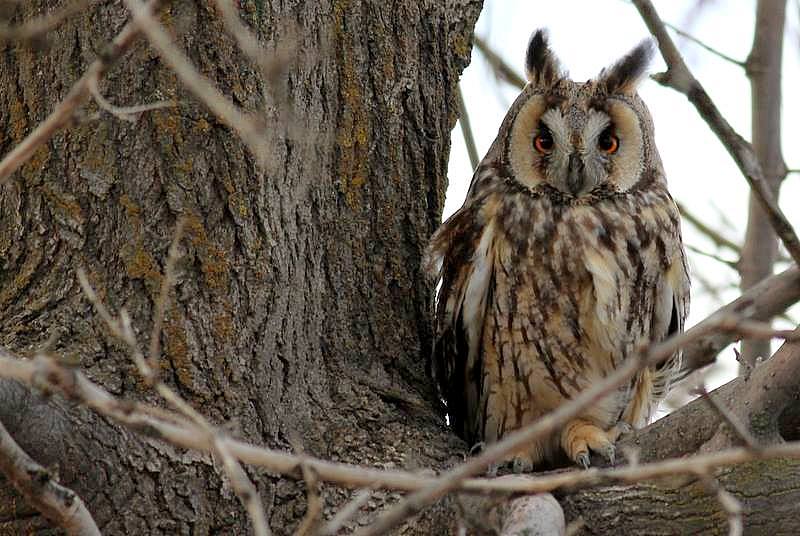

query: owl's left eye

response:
[598,129,619,154]
[534,126,554,154]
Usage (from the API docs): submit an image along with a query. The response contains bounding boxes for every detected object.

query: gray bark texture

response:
[0,0,481,533]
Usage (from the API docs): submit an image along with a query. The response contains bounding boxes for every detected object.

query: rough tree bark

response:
[0,0,481,533]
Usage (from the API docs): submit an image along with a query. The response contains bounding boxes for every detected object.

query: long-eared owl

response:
[425,31,690,469]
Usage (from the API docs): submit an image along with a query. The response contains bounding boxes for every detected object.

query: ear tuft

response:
[599,39,655,95]
[525,29,563,87]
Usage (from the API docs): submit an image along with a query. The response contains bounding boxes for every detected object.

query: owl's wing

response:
[424,199,494,445]
[651,246,691,399]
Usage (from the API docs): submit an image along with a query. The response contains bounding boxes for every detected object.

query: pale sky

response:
[447,0,800,391]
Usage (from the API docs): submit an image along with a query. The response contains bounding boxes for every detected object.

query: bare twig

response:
[680,265,800,373]
[0,0,160,185]
[677,201,741,254]
[88,74,176,123]
[320,489,373,536]
[700,474,743,536]
[147,218,185,377]
[633,0,800,268]
[122,0,268,162]
[5,350,800,499]
[685,243,738,270]
[457,84,479,170]
[0,0,89,42]
[664,21,745,67]
[0,418,100,536]
[78,223,270,536]
[211,0,292,82]
[473,36,526,90]
[294,449,323,536]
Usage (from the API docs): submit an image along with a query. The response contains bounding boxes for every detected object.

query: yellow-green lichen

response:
[333,0,370,211]
[185,215,231,292]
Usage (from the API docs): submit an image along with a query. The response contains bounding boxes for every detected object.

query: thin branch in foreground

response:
[88,73,176,123]
[122,0,269,163]
[677,201,741,254]
[0,0,161,185]
[663,21,745,68]
[5,350,800,500]
[78,223,271,536]
[633,0,800,268]
[700,474,743,536]
[0,418,100,536]
[147,218,185,378]
[294,446,323,536]
[320,489,373,536]
[473,36,526,90]
[211,0,293,82]
[457,84,480,170]
[0,0,89,43]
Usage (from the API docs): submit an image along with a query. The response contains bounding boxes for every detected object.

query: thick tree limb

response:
[0,417,99,536]
[679,265,800,373]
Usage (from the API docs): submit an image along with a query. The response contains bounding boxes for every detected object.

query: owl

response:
[425,31,690,470]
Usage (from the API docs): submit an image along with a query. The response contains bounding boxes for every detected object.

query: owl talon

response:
[600,443,616,465]
[562,418,624,468]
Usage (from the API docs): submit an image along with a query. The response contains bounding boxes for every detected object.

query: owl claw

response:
[562,418,626,469]
[600,443,616,465]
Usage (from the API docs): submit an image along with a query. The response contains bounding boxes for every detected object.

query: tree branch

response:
[473,35,526,90]
[663,21,745,68]
[0,418,99,536]
[676,201,741,254]
[0,0,90,43]
[122,0,269,163]
[680,265,800,373]
[632,0,800,270]
[0,0,161,185]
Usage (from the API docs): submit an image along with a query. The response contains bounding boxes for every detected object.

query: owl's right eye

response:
[534,127,554,154]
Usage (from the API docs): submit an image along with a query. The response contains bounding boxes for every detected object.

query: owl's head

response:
[496,30,661,197]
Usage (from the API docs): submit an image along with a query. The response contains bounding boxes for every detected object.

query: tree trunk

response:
[739,0,787,367]
[0,0,481,533]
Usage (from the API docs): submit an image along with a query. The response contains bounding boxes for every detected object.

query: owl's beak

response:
[566,153,586,195]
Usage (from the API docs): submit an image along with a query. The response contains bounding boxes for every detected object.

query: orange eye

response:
[534,132,554,153]
[598,130,619,154]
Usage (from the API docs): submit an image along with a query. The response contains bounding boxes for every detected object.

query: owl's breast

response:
[493,189,680,371]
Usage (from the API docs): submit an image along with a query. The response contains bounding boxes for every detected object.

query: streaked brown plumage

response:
[425,31,690,469]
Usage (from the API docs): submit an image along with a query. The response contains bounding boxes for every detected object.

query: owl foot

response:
[561,419,622,469]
